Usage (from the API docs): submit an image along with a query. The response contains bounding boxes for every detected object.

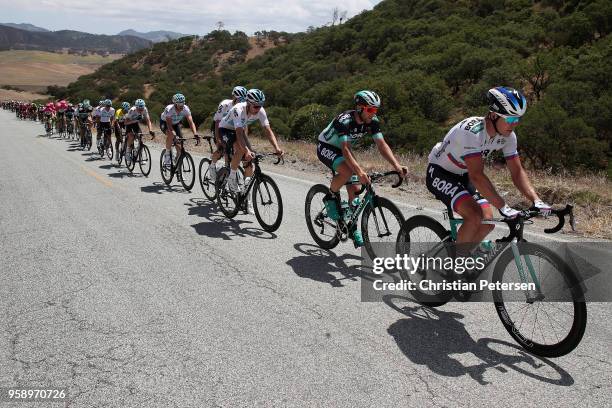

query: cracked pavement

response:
[0,110,611,407]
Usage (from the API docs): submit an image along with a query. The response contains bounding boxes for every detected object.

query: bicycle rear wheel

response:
[198,158,217,201]
[361,197,405,260]
[139,145,151,176]
[253,174,283,232]
[178,152,195,191]
[105,142,113,160]
[216,168,240,218]
[160,149,174,185]
[116,140,124,166]
[304,184,340,250]
[396,215,454,307]
[492,243,587,357]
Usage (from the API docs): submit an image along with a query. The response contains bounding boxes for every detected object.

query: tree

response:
[215,21,225,31]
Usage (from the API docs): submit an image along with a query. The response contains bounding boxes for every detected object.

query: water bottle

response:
[351,197,361,210]
[479,240,494,252]
[340,200,352,222]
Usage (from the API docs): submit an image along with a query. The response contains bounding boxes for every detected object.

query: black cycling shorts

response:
[98,121,112,134]
[425,163,489,212]
[219,127,237,155]
[160,120,182,137]
[317,141,344,171]
[125,123,141,135]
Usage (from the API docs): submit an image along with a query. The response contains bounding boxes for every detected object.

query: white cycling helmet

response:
[246,89,265,105]
[487,86,527,117]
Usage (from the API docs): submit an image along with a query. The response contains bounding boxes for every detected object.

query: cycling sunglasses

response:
[361,106,378,114]
[501,115,521,124]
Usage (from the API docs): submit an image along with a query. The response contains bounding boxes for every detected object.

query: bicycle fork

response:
[510,241,544,303]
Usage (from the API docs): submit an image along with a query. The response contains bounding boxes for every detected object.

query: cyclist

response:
[426,86,551,253]
[160,93,199,168]
[76,100,94,148]
[96,99,115,151]
[114,101,130,153]
[207,85,248,181]
[218,88,283,193]
[316,90,407,246]
[42,102,55,133]
[124,99,155,165]
[56,100,68,133]
[65,103,76,135]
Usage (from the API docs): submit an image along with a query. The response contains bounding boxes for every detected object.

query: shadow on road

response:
[383,295,575,386]
[285,243,376,287]
[186,198,277,240]
[140,182,189,194]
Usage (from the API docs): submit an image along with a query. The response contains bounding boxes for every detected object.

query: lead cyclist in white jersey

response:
[207,85,248,181]
[160,93,199,167]
[426,86,551,253]
[217,89,283,192]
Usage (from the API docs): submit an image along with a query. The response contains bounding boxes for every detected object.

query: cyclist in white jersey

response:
[96,99,115,149]
[124,98,155,165]
[160,93,199,167]
[207,85,248,181]
[218,88,283,192]
[426,86,551,251]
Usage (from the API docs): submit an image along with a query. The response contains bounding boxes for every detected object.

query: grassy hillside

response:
[51,0,611,174]
[0,50,122,92]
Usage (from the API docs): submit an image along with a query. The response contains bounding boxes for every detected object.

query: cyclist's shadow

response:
[286,243,375,287]
[186,198,277,240]
[383,295,574,386]
[140,182,188,194]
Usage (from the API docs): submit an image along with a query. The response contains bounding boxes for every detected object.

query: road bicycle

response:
[214,153,284,232]
[198,136,226,201]
[80,124,92,151]
[396,204,586,357]
[305,171,405,260]
[97,125,113,160]
[125,132,153,176]
[160,135,199,191]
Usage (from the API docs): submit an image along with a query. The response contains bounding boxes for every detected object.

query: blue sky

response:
[0,0,382,35]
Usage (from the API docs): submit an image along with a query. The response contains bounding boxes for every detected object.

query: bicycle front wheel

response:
[139,145,151,176]
[160,149,174,185]
[492,243,587,357]
[178,152,195,191]
[361,197,405,260]
[253,174,283,232]
[304,184,340,250]
[216,167,240,219]
[116,140,124,166]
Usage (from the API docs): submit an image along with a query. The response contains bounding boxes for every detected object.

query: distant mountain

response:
[118,29,188,43]
[0,22,49,32]
[0,25,151,54]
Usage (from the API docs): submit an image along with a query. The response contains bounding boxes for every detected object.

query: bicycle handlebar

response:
[356,170,403,195]
[254,152,284,165]
[540,204,575,233]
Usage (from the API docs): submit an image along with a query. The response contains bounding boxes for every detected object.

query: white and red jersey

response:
[428,117,519,175]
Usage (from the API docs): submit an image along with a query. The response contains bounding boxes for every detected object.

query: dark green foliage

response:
[49,0,610,172]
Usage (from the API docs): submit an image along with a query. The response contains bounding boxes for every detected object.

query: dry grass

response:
[0,88,48,101]
[0,50,121,89]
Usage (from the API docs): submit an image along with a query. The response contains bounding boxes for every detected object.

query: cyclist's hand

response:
[499,205,520,219]
[194,133,201,145]
[149,130,155,139]
[533,199,552,217]
[245,149,256,160]
[395,165,408,178]
[357,170,370,185]
[274,148,284,157]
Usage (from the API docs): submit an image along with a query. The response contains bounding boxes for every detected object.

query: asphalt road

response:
[1,110,610,407]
